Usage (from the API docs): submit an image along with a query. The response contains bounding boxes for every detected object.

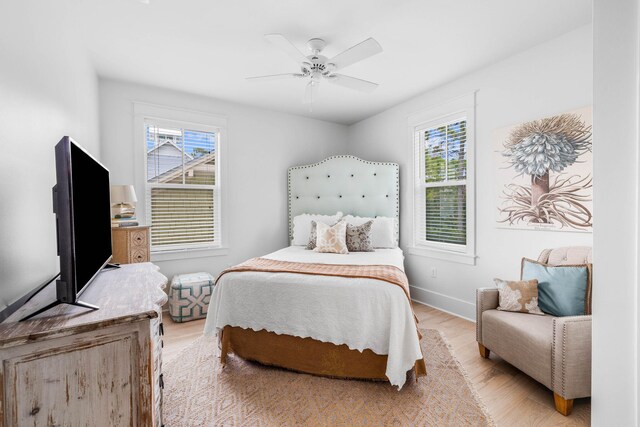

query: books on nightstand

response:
[111,217,140,228]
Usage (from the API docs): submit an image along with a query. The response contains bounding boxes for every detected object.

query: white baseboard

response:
[409,286,476,322]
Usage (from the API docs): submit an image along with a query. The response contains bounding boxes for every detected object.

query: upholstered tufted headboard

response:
[288,155,399,242]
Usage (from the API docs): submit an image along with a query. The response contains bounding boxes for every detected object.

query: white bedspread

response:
[203,246,422,389]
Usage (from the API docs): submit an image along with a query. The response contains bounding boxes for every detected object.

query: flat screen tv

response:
[55,136,113,301]
[18,137,113,321]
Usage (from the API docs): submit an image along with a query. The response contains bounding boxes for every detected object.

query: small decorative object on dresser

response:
[112,225,151,264]
[110,184,137,219]
[169,272,214,322]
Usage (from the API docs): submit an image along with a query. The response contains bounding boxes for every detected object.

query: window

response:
[420,119,467,245]
[409,94,475,264]
[144,121,221,252]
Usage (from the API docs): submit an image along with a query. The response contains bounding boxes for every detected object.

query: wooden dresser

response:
[0,263,167,427]
[112,226,151,264]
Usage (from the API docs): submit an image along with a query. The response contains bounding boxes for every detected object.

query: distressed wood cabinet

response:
[112,226,151,264]
[0,263,167,427]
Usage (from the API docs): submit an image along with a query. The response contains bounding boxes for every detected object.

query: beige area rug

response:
[163,329,495,426]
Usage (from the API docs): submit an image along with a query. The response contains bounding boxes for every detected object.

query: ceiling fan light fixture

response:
[246,34,383,107]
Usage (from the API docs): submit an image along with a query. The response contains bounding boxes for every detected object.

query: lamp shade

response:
[110,185,137,204]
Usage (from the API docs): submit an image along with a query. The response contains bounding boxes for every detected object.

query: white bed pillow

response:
[292,212,343,246]
[342,215,398,248]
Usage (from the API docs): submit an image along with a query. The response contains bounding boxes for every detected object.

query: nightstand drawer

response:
[130,230,148,248]
[112,226,151,264]
[132,248,149,263]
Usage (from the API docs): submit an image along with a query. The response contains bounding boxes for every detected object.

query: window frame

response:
[133,102,228,260]
[407,93,476,265]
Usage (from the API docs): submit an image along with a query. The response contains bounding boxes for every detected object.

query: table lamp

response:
[111,185,137,219]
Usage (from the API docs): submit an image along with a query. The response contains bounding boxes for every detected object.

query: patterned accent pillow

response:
[314,220,348,254]
[346,220,374,252]
[494,278,544,315]
[307,220,336,250]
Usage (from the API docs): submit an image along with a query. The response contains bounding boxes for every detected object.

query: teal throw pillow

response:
[521,258,590,317]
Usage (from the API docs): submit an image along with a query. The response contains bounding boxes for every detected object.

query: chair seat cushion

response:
[482,309,555,388]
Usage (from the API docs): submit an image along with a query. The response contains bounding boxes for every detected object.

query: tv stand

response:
[103,263,121,270]
[19,299,99,322]
[17,263,124,322]
[0,273,61,323]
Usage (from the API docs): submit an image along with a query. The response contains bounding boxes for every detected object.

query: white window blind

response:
[145,122,220,251]
[415,118,468,249]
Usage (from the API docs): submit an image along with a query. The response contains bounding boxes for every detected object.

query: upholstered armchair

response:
[476,247,592,416]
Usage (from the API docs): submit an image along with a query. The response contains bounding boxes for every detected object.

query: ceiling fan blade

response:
[328,38,382,70]
[326,74,378,93]
[303,81,319,104]
[246,73,304,82]
[265,34,309,64]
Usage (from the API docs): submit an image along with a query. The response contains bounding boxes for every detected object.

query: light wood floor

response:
[163,302,590,426]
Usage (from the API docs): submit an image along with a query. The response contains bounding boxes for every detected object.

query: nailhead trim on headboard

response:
[287,155,400,242]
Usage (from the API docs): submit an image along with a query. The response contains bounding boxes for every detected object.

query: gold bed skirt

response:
[220,326,427,381]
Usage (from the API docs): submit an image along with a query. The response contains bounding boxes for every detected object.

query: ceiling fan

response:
[246,34,383,105]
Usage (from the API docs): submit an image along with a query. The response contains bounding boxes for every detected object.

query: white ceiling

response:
[76,0,591,125]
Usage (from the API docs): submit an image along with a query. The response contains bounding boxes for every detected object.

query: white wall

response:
[592,0,639,424]
[347,26,593,319]
[99,79,348,280]
[0,1,100,311]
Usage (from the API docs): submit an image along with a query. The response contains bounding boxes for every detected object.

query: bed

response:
[203,156,426,389]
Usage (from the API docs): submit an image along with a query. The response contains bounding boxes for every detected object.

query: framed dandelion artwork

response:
[494,106,592,232]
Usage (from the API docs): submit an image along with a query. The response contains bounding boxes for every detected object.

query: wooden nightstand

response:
[112,225,151,264]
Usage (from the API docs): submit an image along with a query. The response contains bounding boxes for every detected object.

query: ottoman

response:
[168,272,214,322]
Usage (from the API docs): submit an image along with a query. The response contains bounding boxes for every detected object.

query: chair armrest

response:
[476,288,499,344]
[552,315,592,399]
